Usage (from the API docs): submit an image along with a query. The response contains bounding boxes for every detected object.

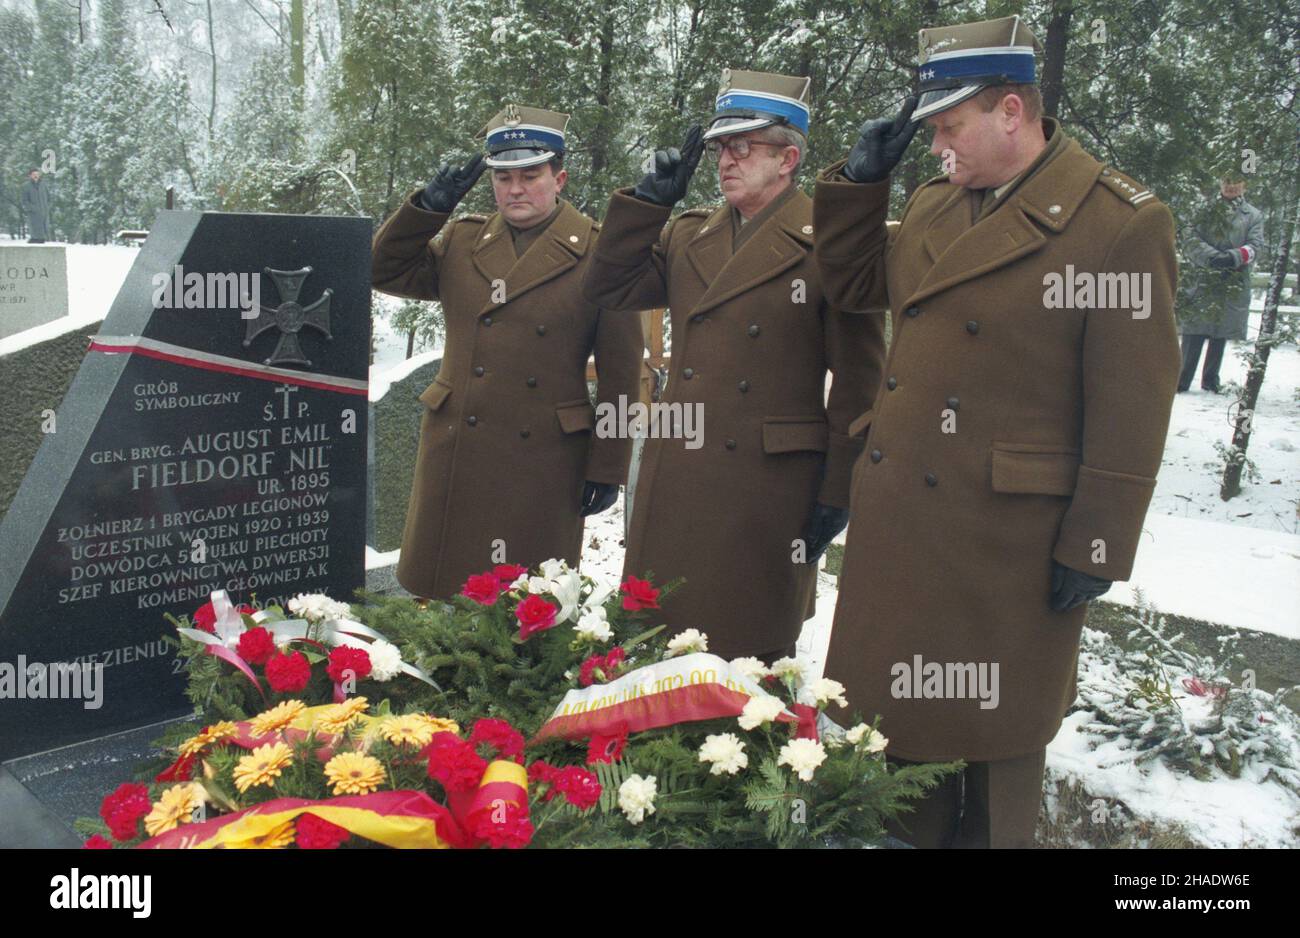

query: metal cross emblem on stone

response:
[243,266,333,367]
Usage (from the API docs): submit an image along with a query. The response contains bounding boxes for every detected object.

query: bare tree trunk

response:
[291,0,305,99]
[205,0,218,150]
[1041,0,1073,119]
[1220,167,1299,500]
[406,327,416,360]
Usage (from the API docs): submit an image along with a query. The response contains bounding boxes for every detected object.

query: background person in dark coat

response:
[21,169,52,243]
[1176,173,1264,393]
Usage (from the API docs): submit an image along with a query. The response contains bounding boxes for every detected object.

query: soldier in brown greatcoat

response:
[814,16,1180,847]
[372,105,644,600]
[584,70,884,661]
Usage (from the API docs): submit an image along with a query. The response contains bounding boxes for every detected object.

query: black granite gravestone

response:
[0,211,371,759]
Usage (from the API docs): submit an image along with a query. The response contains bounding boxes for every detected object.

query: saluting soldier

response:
[584,70,884,661]
[813,17,1180,847]
[372,104,644,601]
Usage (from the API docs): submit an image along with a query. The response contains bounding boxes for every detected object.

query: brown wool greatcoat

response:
[372,192,644,600]
[583,186,884,659]
[813,121,1181,762]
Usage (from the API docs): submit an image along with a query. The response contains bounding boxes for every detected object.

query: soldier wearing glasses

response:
[584,69,883,661]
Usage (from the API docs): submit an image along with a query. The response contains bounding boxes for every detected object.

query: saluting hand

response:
[633,125,704,207]
[843,95,920,184]
[421,154,486,213]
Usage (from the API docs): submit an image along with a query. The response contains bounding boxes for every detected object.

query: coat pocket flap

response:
[555,398,596,434]
[990,445,1080,496]
[762,417,830,454]
[419,379,453,412]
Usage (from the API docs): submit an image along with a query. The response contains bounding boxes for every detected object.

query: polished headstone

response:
[0,211,371,759]
[0,244,69,339]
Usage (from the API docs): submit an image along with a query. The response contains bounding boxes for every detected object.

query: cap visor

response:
[911,85,985,122]
[484,149,556,169]
[702,117,775,140]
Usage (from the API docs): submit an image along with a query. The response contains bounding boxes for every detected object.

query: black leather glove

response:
[633,125,704,207]
[1049,560,1112,612]
[420,154,486,213]
[843,96,920,184]
[800,502,850,564]
[580,481,619,517]
[1207,250,1237,270]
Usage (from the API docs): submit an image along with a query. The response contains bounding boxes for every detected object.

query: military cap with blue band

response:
[703,68,812,141]
[911,15,1042,122]
[477,104,569,169]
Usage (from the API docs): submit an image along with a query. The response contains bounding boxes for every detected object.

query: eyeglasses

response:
[704,138,789,162]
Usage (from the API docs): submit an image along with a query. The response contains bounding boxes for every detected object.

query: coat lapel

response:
[903,135,1102,309]
[688,188,812,317]
[683,203,733,290]
[472,201,591,316]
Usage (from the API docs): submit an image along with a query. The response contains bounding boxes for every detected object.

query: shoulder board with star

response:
[1095,167,1157,209]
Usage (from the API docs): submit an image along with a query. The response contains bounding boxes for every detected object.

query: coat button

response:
[870,449,882,463]
[473,366,485,377]
[946,396,959,410]
[966,320,980,335]
[526,377,538,387]
[886,376,897,390]
[467,416,478,427]
[725,438,737,450]
[683,367,694,379]
[747,324,760,337]
[520,428,530,438]
[483,316,493,327]
[925,472,938,486]
[536,324,546,335]
[738,380,749,392]
[905,306,920,318]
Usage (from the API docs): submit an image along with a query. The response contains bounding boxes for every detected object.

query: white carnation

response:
[287,593,354,623]
[737,694,785,731]
[770,656,805,685]
[617,774,658,825]
[729,657,769,681]
[665,628,708,657]
[777,737,827,782]
[575,607,613,642]
[846,723,888,753]
[366,639,404,682]
[810,677,848,709]
[697,733,749,776]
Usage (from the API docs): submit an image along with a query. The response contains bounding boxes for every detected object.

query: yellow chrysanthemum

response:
[233,741,293,793]
[249,700,306,737]
[323,752,386,795]
[144,784,200,837]
[226,818,297,849]
[380,714,435,748]
[178,721,239,757]
[417,714,461,736]
[314,696,370,735]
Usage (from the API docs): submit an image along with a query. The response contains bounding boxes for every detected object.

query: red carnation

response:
[237,626,276,665]
[83,834,113,850]
[527,760,558,786]
[620,576,660,611]
[604,647,626,673]
[99,782,151,842]
[326,645,372,684]
[550,766,602,811]
[461,573,501,605]
[586,731,627,765]
[493,564,529,586]
[579,653,604,687]
[191,601,217,633]
[265,650,311,693]
[469,718,525,763]
[469,801,534,849]
[515,594,559,640]
[426,733,488,792]
[296,812,351,850]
